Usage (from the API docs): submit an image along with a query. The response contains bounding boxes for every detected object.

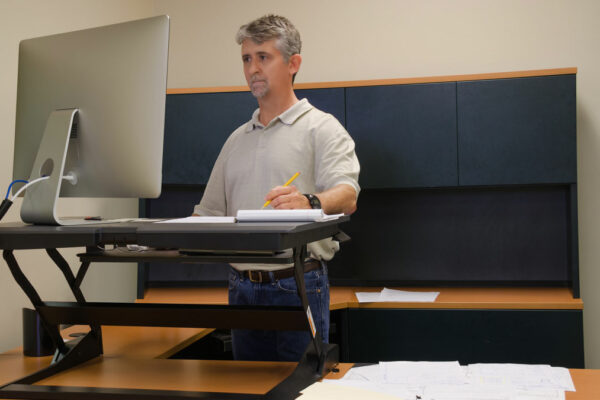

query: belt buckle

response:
[248,270,263,283]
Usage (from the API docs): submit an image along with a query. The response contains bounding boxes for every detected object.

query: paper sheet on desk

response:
[329,364,422,399]
[324,362,571,400]
[381,361,467,386]
[422,384,566,400]
[339,364,382,381]
[355,287,440,303]
[156,216,236,223]
[466,363,575,392]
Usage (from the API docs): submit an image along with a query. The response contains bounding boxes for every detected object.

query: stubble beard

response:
[249,76,269,99]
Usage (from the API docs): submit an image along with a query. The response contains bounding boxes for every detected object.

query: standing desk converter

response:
[0,217,349,399]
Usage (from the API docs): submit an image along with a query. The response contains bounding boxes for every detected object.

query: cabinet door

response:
[328,186,570,284]
[457,75,576,186]
[163,92,256,185]
[346,309,584,368]
[346,83,458,188]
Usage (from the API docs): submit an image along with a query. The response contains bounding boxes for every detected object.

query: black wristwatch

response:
[304,194,322,209]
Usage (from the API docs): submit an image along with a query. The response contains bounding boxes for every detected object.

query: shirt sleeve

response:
[313,117,361,198]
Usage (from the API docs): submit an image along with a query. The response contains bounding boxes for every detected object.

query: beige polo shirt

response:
[193,98,360,271]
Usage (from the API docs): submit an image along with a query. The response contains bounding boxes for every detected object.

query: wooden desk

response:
[0,325,351,395]
[1,343,597,398]
[36,366,600,399]
[568,369,600,399]
[0,287,586,397]
[27,360,600,399]
[0,306,596,398]
[331,286,583,310]
[139,286,585,368]
[140,286,583,310]
[0,325,208,385]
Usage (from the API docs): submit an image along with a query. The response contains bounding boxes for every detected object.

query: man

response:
[193,15,360,361]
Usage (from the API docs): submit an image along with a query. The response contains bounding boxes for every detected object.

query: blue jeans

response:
[228,262,330,362]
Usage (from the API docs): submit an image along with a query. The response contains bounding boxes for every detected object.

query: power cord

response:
[0,175,76,221]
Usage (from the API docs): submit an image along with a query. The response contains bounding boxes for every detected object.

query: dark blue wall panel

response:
[150,76,577,290]
[457,75,576,186]
[163,92,257,185]
[328,186,569,284]
[295,88,345,125]
[163,88,345,185]
[346,83,458,188]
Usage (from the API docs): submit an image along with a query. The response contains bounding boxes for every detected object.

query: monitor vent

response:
[70,120,78,139]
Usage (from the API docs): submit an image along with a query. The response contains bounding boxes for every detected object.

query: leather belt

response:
[242,259,321,283]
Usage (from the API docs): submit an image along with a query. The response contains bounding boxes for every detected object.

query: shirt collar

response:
[245,98,313,133]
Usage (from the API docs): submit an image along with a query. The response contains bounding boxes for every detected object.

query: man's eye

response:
[242,57,250,63]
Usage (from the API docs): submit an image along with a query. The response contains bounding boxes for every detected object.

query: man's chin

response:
[249,81,268,98]
[251,88,268,99]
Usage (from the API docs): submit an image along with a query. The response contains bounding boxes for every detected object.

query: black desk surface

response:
[0,217,349,251]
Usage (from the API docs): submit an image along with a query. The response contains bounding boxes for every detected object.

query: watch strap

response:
[303,194,322,209]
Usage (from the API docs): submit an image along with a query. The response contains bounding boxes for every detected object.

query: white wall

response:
[2,0,600,369]
[0,0,157,352]
[153,0,600,368]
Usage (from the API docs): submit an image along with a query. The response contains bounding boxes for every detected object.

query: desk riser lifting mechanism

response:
[0,220,349,399]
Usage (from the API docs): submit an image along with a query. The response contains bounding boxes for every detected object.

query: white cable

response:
[10,175,75,201]
[62,171,77,185]
[11,176,49,200]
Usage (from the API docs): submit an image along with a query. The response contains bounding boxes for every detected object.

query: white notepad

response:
[355,288,440,303]
[236,209,343,222]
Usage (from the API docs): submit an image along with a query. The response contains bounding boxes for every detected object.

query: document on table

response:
[156,216,236,223]
[354,291,383,302]
[323,361,574,400]
[235,209,344,222]
[381,361,467,386]
[466,363,575,391]
[422,384,566,400]
[328,363,424,398]
[355,287,440,303]
[339,364,382,381]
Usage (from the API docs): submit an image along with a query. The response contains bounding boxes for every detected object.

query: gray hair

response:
[235,14,301,62]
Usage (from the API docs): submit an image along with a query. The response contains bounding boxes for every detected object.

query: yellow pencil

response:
[262,172,301,208]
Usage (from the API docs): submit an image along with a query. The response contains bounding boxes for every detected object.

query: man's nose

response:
[248,58,260,74]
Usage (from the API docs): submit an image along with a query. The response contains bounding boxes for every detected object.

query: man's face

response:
[241,39,293,99]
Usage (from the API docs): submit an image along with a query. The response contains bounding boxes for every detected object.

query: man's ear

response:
[288,54,302,76]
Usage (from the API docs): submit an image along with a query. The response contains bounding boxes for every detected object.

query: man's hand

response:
[264,185,310,209]
[264,183,357,214]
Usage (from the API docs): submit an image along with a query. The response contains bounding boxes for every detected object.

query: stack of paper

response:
[317,364,422,399]
[236,209,343,222]
[466,363,575,391]
[355,287,440,303]
[380,361,466,386]
[317,361,575,400]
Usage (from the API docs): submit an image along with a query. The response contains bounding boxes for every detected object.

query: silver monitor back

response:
[13,15,169,209]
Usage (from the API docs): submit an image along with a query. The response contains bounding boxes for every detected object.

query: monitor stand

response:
[20,109,102,226]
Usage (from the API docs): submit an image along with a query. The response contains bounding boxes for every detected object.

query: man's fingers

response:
[265,185,297,201]
[270,193,292,209]
[271,191,307,209]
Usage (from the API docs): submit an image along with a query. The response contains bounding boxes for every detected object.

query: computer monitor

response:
[12,15,169,225]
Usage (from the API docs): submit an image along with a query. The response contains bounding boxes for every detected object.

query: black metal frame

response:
[0,221,347,399]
